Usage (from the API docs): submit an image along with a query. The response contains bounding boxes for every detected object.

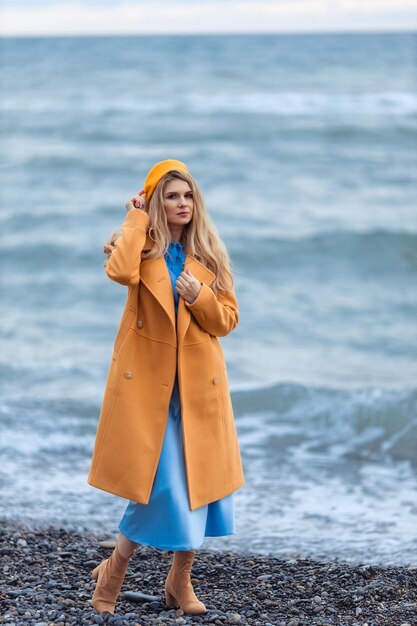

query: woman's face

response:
[163,179,194,227]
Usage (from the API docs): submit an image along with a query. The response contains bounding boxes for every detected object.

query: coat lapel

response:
[140,256,176,329]
[139,234,216,344]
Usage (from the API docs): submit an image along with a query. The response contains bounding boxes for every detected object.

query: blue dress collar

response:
[165,241,186,264]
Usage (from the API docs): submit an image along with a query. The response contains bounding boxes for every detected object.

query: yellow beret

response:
[139,159,189,205]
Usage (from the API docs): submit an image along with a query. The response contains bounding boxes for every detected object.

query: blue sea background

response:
[1,32,416,565]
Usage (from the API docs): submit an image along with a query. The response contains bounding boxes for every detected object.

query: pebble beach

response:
[1,519,416,626]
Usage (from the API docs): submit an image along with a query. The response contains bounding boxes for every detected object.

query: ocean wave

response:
[187,92,417,117]
[3,91,417,117]
[234,381,417,467]
[230,229,417,276]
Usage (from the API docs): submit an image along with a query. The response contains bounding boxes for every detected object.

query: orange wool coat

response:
[87,208,245,511]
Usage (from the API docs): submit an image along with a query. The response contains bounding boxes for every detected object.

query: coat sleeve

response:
[105,209,150,286]
[184,281,239,337]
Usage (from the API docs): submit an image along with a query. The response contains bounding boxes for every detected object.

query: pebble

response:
[2,518,416,626]
[99,540,117,549]
[16,538,27,547]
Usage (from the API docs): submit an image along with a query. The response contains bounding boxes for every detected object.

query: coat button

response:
[212,376,219,384]
[124,371,133,379]
[136,320,144,328]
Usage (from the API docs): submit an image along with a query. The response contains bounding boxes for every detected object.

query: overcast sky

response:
[1,0,416,37]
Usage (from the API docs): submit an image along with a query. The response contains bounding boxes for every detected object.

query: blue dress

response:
[118,241,235,550]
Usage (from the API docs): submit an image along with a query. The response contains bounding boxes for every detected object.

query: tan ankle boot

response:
[164,549,207,615]
[91,543,134,615]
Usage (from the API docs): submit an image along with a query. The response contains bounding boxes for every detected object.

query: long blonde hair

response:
[105,170,235,293]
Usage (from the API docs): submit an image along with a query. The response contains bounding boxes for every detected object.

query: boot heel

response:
[165,589,177,607]
[92,564,101,581]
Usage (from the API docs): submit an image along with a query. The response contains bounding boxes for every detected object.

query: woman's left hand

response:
[176,267,202,304]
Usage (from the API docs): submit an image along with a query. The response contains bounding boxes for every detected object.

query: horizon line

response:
[1,26,416,38]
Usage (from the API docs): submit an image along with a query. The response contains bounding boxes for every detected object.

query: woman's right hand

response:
[125,190,147,212]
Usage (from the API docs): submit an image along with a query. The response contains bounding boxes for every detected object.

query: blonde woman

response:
[87,159,245,616]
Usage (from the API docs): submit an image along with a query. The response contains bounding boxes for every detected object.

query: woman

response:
[87,159,245,616]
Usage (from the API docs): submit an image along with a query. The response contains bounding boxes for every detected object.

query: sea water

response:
[1,32,416,565]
